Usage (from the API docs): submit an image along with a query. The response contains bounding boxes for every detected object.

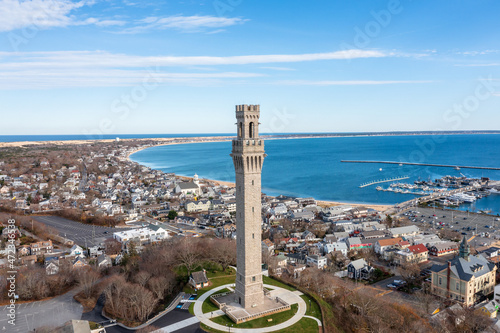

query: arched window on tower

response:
[249,122,254,138]
[238,122,242,138]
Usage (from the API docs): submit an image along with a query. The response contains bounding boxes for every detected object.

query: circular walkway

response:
[193,284,308,332]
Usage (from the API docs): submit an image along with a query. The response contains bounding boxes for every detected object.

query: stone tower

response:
[231,104,266,308]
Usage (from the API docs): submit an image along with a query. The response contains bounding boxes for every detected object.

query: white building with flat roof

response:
[113,225,168,244]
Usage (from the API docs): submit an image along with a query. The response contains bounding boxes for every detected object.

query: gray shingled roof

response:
[178,182,199,190]
[191,270,209,284]
[430,255,495,281]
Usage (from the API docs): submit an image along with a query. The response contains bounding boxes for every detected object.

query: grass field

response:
[300,295,322,320]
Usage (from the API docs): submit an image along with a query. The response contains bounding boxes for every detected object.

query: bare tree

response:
[105,238,122,255]
[397,262,421,286]
[213,239,236,272]
[134,271,151,288]
[175,238,200,275]
[76,268,100,298]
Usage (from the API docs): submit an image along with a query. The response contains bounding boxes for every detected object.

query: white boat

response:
[488,188,499,194]
[449,193,476,203]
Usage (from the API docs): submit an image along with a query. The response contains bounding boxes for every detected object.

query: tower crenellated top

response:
[234,104,260,139]
[236,104,260,112]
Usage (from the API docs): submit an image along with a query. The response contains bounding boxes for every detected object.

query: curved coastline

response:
[126,138,394,212]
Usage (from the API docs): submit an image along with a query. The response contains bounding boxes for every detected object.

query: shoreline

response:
[128,144,394,212]
[2,131,500,148]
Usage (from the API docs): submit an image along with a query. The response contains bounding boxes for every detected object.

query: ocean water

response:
[130,134,500,214]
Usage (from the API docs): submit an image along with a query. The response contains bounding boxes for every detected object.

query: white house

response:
[324,242,348,256]
[69,244,84,257]
[306,254,327,269]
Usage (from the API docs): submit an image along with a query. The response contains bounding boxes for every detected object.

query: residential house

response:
[72,257,88,269]
[262,239,275,254]
[30,240,53,255]
[45,259,60,275]
[306,254,327,269]
[347,258,374,280]
[324,242,348,256]
[20,255,37,266]
[69,244,84,257]
[408,244,429,263]
[189,270,210,289]
[185,200,211,212]
[374,237,403,255]
[269,254,288,275]
[97,254,112,270]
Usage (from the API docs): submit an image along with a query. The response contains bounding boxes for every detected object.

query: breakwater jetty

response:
[342,160,500,171]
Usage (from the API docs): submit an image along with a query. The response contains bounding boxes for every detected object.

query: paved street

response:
[0,289,82,332]
[33,216,132,247]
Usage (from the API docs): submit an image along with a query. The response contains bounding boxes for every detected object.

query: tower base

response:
[211,290,291,324]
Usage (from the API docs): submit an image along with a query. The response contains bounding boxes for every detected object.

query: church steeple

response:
[459,235,470,260]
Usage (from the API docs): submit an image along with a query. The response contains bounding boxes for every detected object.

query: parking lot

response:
[34,216,132,247]
[398,207,500,246]
[0,289,82,332]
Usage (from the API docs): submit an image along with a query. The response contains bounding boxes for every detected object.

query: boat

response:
[488,188,499,194]
[376,186,383,191]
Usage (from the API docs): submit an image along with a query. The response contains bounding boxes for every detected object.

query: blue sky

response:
[0,0,499,136]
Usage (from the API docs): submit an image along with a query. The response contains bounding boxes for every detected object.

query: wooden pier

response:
[342,160,500,171]
[359,176,410,188]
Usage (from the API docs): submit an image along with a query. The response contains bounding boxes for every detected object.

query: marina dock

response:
[342,160,500,171]
[359,176,410,188]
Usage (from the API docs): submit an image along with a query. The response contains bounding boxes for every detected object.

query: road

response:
[0,288,83,332]
[33,215,132,247]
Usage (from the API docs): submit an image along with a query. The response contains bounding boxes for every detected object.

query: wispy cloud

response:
[0,49,392,71]
[0,69,264,89]
[276,80,434,86]
[260,66,296,71]
[0,49,398,88]
[118,15,247,34]
[456,50,500,56]
[0,0,124,32]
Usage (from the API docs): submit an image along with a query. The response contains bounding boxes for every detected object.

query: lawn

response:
[301,295,322,320]
[274,317,319,333]
[202,288,231,314]
[262,275,296,291]
[201,316,319,333]
[210,304,298,329]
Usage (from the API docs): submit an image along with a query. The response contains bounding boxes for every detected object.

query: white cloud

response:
[119,15,247,34]
[0,49,391,71]
[276,80,434,86]
[456,50,499,56]
[0,68,264,89]
[0,49,397,88]
[0,0,124,32]
[260,66,296,71]
[454,63,500,67]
